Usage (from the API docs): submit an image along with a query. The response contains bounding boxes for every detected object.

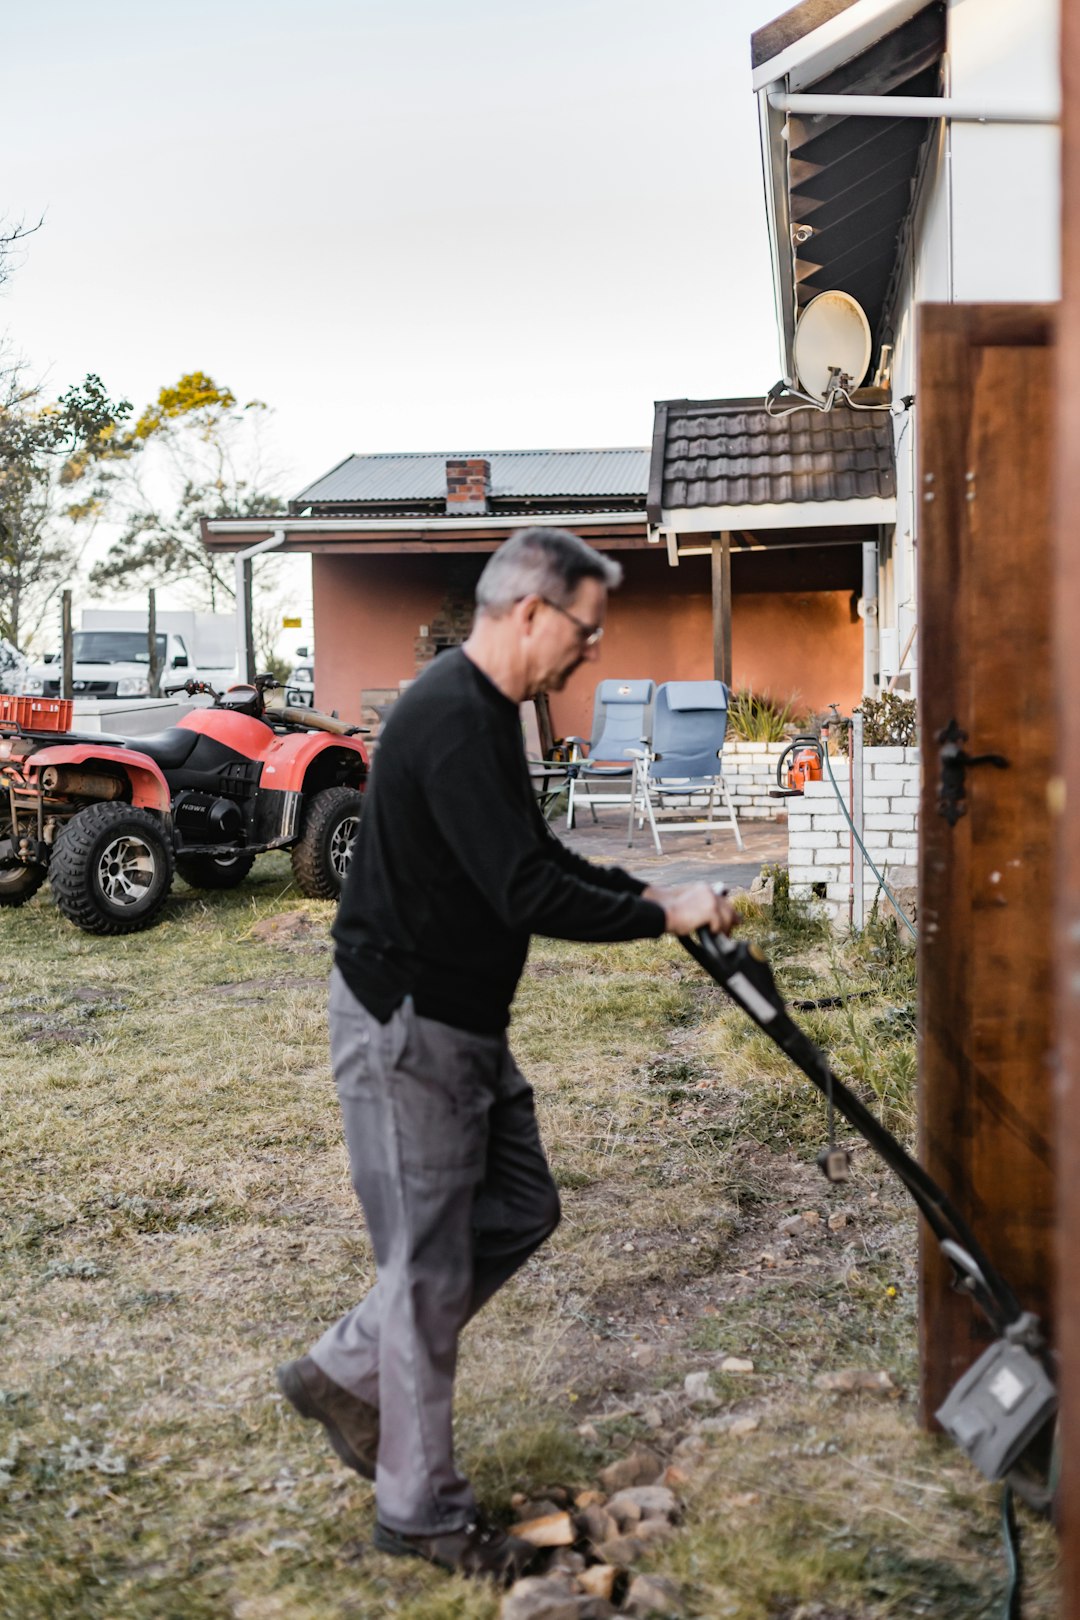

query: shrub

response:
[762,862,830,946]
[828,691,918,755]
[856,691,918,748]
[727,686,803,743]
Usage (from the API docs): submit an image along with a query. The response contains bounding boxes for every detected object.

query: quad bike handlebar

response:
[165,673,281,701]
[164,678,220,698]
[164,674,366,738]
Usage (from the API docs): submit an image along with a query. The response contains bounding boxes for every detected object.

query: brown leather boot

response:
[275,1356,379,1479]
[373,1515,539,1583]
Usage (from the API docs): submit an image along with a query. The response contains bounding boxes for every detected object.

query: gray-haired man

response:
[278,527,734,1582]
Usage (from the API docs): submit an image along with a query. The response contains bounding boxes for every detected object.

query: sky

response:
[5,0,785,646]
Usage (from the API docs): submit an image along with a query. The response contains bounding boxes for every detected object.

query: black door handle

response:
[936,718,1009,826]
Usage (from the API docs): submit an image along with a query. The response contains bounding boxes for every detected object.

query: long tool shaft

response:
[680,928,1024,1334]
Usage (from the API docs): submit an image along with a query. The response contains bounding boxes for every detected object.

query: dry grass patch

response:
[0,866,1058,1617]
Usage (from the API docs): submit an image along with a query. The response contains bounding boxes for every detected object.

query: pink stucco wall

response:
[313,553,476,724]
[312,549,862,734]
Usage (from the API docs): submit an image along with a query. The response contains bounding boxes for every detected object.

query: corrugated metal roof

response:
[650,397,895,519]
[293,449,649,507]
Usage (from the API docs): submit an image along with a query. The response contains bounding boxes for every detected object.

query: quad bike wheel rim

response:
[97,833,156,907]
[329,815,360,880]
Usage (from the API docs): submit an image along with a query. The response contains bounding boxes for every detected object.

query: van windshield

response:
[72,632,167,665]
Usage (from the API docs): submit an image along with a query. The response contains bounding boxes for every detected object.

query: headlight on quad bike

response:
[116,676,149,697]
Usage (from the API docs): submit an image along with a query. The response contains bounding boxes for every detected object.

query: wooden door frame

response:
[1056,3,1079,1607]
[916,303,1056,1421]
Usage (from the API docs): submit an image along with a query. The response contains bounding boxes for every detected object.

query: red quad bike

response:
[0,677,369,935]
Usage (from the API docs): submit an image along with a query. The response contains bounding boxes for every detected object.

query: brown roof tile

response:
[649,397,895,523]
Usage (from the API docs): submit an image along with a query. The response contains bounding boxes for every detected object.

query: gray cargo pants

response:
[310,967,561,1535]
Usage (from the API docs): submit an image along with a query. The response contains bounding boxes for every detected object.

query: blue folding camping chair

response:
[565,678,655,829]
[628,680,743,853]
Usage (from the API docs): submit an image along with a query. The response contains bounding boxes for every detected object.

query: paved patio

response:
[555,806,788,892]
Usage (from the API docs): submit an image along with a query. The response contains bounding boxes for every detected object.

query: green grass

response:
[0,860,1059,1618]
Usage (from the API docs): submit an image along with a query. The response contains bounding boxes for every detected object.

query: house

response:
[647,394,894,710]
[204,430,891,735]
[751,0,1060,691]
[748,0,1064,1457]
[205,448,649,737]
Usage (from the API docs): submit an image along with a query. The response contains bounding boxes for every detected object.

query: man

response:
[277,527,734,1582]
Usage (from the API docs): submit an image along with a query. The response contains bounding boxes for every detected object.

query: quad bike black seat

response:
[112,728,201,769]
[24,728,200,770]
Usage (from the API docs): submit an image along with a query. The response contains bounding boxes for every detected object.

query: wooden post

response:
[60,590,73,701]
[533,693,555,759]
[147,589,161,698]
[711,532,732,687]
[1057,0,1080,1602]
[241,558,255,683]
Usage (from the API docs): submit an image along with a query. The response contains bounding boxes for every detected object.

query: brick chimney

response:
[445,457,490,515]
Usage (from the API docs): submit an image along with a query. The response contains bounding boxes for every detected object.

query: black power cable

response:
[681,925,1049,1618]
[680,927,1023,1337]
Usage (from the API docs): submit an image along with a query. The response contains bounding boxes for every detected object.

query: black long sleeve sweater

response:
[332,648,666,1033]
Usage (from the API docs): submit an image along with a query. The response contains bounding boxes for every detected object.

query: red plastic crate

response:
[0,693,74,732]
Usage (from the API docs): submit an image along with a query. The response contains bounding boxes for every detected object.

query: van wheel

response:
[50,803,175,935]
[291,786,364,900]
[0,863,47,907]
[176,851,256,890]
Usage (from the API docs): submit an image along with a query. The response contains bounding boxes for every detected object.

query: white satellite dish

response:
[792,290,872,402]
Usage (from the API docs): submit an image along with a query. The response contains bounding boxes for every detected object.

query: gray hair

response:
[475,527,622,615]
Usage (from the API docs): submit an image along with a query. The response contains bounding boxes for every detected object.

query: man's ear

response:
[516,594,542,635]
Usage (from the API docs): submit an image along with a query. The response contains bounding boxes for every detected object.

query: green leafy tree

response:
[89,371,284,609]
[0,372,131,648]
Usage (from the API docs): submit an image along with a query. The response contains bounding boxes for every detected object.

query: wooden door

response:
[917,304,1056,1420]
[1057,4,1080,1600]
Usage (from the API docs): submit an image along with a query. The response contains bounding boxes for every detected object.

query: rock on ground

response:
[500,1573,583,1620]
[623,1572,686,1616]
[605,1485,678,1524]
[813,1368,897,1396]
[597,1448,663,1493]
[579,1503,619,1546]
[513,1510,576,1546]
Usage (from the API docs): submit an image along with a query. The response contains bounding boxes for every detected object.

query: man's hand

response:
[643,881,736,938]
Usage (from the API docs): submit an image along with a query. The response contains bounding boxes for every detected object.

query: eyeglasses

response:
[540,597,605,647]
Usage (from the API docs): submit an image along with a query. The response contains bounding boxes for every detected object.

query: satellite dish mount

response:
[766,290,887,417]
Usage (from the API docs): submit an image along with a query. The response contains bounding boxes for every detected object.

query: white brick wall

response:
[719,741,791,821]
[787,746,919,926]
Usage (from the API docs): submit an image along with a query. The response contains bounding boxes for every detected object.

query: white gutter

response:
[208,511,645,537]
[768,90,1059,124]
[759,88,796,385]
[234,527,286,681]
[660,496,896,533]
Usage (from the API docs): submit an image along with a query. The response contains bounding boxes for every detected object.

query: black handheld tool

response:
[680,925,1057,1509]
